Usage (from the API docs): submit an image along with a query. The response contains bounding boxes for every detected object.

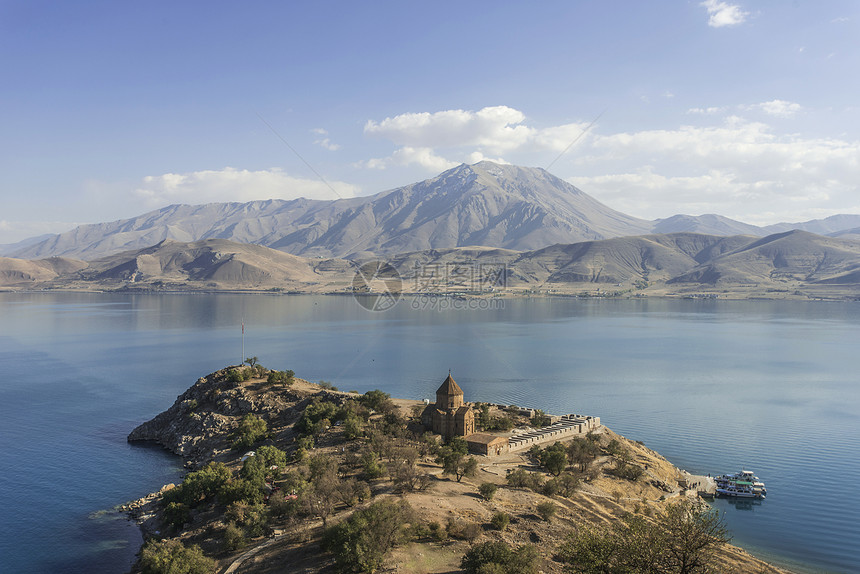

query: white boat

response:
[715,469,766,499]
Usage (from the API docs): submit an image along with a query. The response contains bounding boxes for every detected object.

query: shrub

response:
[531,409,552,427]
[543,472,580,498]
[295,398,340,435]
[318,380,338,391]
[267,369,295,385]
[461,542,512,574]
[567,437,600,471]
[228,367,251,383]
[361,450,385,479]
[360,389,395,414]
[436,444,478,482]
[428,521,447,542]
[226,502,270,537]
[558,499,729,574]
[240,445,287,485]
[478,482,498,501]
[506,468,545,492]
[607,460,644,481]
[536,501,556,522]
[342,413,365,440]
[162,501,190,532]
[139,539,216,574]
[296,435,314,451]
[490,512,510,531]
[218,478,264,506]
[232,414,267,450]
[163,462,232,508]
[447,518,481,542]
[539,443,569,476]
[322,499,413,573]
[461,541,540,574]
[223,522,247,551]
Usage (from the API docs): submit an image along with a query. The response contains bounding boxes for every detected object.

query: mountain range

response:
[3,229,859,299]
[6,161,860,262]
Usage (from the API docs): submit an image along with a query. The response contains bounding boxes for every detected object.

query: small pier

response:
[678,471,717,498]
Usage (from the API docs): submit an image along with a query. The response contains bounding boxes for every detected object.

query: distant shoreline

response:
[4,286,859,303]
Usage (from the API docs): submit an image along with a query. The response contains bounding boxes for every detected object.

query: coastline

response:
[121,370,794,574]
[5,285,860,302]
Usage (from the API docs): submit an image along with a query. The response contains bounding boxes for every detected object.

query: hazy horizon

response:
[2,2,859,243]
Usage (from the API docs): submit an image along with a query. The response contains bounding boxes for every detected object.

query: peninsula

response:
[125,365,790,573]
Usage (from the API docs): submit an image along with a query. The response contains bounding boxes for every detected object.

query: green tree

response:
[240,445,287,485]
[437,446,478,482]
[660,499,731,573]
[506,468,545,492]
[244,356,258,368]
[536,501,557,522]
[139,539,216,574]
[557,499,730,574]
[322,499,414,573]
[162,501,190,532]
[218,477,264,506]
[232,414,267,450]
[543,472,580,498]
[223,521,247,551]
[163,462,232,507]
[226,501,270,538]
[477,403,492,430]
[539,442,569,476]
[532,409,552,427]
[336,477,371,507]
[461,541,540,574]
[361,449,385,479]
[568,437,600,472]
[360,389,396,414]
[490,511,510,531]
[267,369,295,385]
[342,413,365,439]
[478,482,498,501]
[461,542,513,573]
[295,398,340,435]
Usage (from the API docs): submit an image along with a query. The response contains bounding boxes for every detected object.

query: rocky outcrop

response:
[127,367,309,464]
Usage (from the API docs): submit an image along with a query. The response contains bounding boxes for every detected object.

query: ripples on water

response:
[0,294,857,573]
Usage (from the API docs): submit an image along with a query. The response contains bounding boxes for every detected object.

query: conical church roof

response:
[436,373,463,396]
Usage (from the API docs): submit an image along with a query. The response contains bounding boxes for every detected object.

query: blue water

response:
[0,293,857,573]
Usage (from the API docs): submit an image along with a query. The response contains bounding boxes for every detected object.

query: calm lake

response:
[0,292,857,573]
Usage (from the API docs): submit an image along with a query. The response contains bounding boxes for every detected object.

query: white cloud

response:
[701,0,748,28]
[365,106,532,152]
[363,106,591,170]
[365,147,459,172]
[687,106,725,115]
[745,99,802,118]
[312,128,341,151]
[133,167,359,208]
[568,117,860,223]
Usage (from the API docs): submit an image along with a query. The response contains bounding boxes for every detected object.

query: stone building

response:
[466,433,510,456]
[421,373,475,440]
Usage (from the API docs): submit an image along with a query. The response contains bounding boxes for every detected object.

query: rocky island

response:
[125,365,790,573]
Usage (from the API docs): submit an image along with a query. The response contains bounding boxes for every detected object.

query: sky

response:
[1,1,859,244]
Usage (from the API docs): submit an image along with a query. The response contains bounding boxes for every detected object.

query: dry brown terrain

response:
[125,373,791,574]
[3,229,860,301]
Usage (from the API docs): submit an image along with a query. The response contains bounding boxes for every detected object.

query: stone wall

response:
[508,414,601,452]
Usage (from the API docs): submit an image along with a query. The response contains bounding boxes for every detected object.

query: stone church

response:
[421,373,475,439]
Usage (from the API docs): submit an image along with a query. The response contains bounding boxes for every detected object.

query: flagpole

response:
[241,317,245,366]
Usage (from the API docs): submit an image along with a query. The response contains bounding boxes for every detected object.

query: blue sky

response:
[1,1,858,243]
